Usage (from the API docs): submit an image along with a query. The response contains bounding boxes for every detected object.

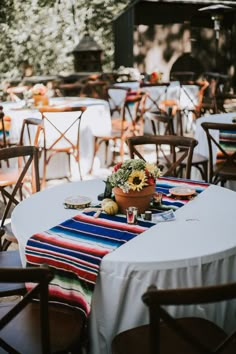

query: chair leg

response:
[194,163,208,183]
[89,137,98,174]
[2,238,12,251]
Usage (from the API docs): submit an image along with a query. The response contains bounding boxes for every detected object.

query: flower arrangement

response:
[30,83,47,96]
[107,159,161,193]
[116,66,142,82]
[149,70,163,84]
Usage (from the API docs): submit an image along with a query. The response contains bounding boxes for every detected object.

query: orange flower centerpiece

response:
[149,70,163,84]
[107,159,161,214]
[30,83,49,107]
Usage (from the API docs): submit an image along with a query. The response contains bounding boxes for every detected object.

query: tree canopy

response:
[0,0,129,79]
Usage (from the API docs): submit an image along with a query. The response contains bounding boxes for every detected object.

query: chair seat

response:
[215,162,236,179]
[0,250,25,296]
[0,168,22,187]
[2,222,18,245]
[112,317,228,354]
[0,302,85,354]
[180,152,208,181]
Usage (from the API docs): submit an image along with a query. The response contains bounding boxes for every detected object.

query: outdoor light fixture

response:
[198,4,235,69]
[198,4,234,40]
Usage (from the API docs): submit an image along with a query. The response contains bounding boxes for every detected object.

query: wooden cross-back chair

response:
[145,111,175,136]
[128,134,198,179]
[0,106,11,158]
[112,282,236,354]
[90,92,146,170]
[80,79,108,100]
[141,83,170,114]
[201,122,236,186]
[0,145,40,251]
[106,85,130,117]
[158,99,183,136]
[145,111,208,182]
[0,107,7,149]
[0,266,86,354]
[38,105,86,187]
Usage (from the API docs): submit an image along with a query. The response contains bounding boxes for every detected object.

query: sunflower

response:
[128,170,147,191]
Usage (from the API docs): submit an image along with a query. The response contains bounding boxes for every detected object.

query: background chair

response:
[127,134,198,179]
[140,82,170,114]
[158,98,183,136]
[38,106,86,187]
[0,266,86,354]
[201,122,236,186]
[145,111,208,182]
[0,145,40,297]
[0,106,11,153]
[145,111,175,136]
[112,282,236,354]
[0,145,40,251]
[80,76,108,99]
[90,93,145,169]
[106,85,130,117]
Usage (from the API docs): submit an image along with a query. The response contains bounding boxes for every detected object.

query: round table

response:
[194,112,236,190]
[11,178,236,354]
[1,97,111,177]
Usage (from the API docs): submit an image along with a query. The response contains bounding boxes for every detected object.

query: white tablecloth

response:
[194,112,236,190]
[11,179,236,354]
[1,97,111,177]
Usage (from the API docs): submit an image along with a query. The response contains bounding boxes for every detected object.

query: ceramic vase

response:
[113,184,155,214]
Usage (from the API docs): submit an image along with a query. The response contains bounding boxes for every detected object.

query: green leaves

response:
[0,0,129,79]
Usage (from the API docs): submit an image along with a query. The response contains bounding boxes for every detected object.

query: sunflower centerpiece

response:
[107,159,161,214]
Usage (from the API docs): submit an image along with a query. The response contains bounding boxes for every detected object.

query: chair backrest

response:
[142,283,236,354]
[0,106,10,149]
[107,85,130,117]
[145,111,175,135]
[0,266,54,354]
[141,83,169,113]
[19,117,43,147]
[38,105,86,152]
[80,79,108,99]
[0,145,40,250]
[124,93,146,134]
[201,122,236,184]
[127,134,198,179]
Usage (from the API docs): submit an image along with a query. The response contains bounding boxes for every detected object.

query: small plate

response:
[169,187,196,197]
[64,195,92,209]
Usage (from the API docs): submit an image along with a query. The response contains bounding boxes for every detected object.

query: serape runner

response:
[25,177,209,319]
[155,176,209,210]
[216,129,236,162]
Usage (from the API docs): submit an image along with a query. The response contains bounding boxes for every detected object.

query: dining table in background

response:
[194,111,236,190]
[1,97,111,178]
[11,176,236,354]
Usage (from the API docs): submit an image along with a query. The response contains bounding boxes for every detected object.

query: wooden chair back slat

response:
[128,134,198,179]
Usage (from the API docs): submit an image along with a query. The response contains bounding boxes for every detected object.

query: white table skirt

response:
[11,179,236,354]
[194,112,236,190]
[1,97,111,177]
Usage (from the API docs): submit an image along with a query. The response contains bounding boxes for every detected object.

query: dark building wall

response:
[114,0,236,86]
[114,7,134,69]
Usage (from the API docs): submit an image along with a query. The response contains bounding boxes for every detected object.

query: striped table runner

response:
[25,177,209,318]
[216,129,236,162]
